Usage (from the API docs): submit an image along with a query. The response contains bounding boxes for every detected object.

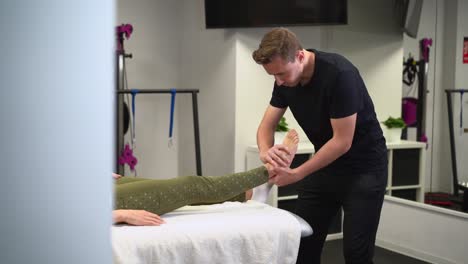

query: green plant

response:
[383,116,406,129]
[276,116,289,132]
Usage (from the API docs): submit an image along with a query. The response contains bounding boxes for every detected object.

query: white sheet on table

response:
[112,200,301,264]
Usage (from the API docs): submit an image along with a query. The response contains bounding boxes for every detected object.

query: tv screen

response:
[403,0,423,38]
[205,0,348,29]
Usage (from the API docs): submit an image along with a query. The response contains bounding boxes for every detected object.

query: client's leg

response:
[115,129,299,215]
[116,176,151,185]
[115,166,269,215]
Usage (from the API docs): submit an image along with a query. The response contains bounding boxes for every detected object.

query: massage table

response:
[112,200,312,264]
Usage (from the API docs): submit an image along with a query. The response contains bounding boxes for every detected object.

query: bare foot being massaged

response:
[251,129,299,202]
[112,129,299,226]
[263,130,299,174]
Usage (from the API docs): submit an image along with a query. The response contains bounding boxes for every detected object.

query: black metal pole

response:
[192,92,202,176]
[463,187,468,212]
[445,90,459,196]
[445,89,468,93]
[416,60,425,141]
[117,89,199,94]
[116,53,125,175]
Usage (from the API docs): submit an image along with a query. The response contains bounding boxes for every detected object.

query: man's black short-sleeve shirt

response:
[270,49,387,174]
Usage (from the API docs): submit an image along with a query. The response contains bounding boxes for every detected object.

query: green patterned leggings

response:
[115,166,268,215]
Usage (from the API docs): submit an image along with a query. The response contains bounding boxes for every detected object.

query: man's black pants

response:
[295,169,387,264]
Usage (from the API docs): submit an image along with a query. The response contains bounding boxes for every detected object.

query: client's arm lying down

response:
[112,173,165,226]
[113,191,252,226]
[113,208,165,226]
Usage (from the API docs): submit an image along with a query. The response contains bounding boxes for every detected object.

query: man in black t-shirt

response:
[252,28,387,264]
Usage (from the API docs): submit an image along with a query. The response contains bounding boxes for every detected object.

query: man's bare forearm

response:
[257,124,275,155]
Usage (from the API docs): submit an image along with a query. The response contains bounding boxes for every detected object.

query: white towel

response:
[112,201,301,264]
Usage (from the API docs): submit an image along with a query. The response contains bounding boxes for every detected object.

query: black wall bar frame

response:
[116,89,203,176]
[445,89,468,197]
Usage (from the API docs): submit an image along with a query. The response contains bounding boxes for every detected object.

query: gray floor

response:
[321,239,431,264]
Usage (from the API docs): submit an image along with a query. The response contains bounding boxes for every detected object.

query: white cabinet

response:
[386,141,426,202]
[246,140,427,207]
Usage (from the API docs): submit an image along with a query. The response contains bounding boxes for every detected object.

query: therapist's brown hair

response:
[252,27,303,64]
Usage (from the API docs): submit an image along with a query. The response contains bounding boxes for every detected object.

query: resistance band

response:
[131,89,139,146]
[168,88,176,147]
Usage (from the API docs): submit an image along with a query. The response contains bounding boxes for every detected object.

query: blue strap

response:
[130,89,139,143]
[169,89,176,138]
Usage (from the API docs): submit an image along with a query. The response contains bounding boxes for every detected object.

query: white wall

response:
[403,0,468,193]
[403,0,448,192]
[117,0,182,179]
[0,1,114,263]
[433,0,457,193]
[326,0,403,119]
[121,1,468,185]
[118,0,239,177]
[119,0,405,176]
[116,1,468,191]
[179,0,238,176]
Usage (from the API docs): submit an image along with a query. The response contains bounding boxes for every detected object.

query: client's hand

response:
[113,209,165,226]
[112,173,123,179]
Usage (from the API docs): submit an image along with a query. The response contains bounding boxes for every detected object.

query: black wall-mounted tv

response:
[205,0,348,29]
